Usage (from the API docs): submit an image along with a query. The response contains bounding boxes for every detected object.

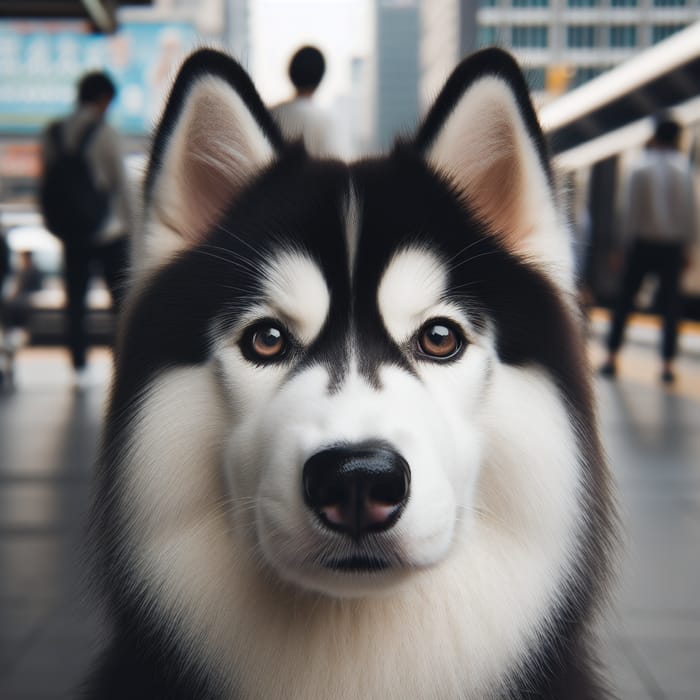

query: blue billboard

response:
[0,20,199,135]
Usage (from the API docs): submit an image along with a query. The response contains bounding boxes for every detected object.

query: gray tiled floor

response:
[0,350,108,700]
[0,340,699,699]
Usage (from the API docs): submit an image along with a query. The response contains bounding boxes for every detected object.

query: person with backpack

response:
[39,71,134,381]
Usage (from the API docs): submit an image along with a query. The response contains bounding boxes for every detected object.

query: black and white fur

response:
[86,48,616,699]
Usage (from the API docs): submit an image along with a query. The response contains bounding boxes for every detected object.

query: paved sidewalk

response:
[0,349,109,700]
[589,336,700,699]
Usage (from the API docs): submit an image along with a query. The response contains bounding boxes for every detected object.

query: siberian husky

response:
[87,48,616,699]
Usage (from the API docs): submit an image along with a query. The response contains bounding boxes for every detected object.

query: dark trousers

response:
[64,237,129,369]
[607,240,684,361]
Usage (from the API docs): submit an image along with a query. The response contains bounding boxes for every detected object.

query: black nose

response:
[302,443,410,539]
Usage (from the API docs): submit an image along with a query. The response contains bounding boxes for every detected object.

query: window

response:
[610,25,637,47]
[652,24,685,43]
[653,0,685,6]
[477,26,498,47]
[479,0,498,7]
[568,0,598,6]
[512,0,548,6]
[567,25,596,48]
[610,0,637,6]
[511,25,549,48]
[523,67,546,90]
[572,66,607,87]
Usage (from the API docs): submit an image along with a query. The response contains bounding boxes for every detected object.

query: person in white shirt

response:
[40,72,134,376]
[600,117,697,383]
[270,46,336,157]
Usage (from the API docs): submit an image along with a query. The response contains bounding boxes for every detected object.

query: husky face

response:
[97,49,613,699]
[217,243,489,596]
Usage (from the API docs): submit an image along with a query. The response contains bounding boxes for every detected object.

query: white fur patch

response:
[377,247,449,342]
[121,347,583,700]
[260,251,330,344]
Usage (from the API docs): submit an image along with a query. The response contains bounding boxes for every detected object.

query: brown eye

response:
[243,322,288,362]
[417,320,463,360]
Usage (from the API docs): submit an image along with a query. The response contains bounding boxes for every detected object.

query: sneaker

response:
[599,361,617,378]
[661,369,675,384]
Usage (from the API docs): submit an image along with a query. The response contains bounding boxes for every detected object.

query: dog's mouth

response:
[322,555,392,573]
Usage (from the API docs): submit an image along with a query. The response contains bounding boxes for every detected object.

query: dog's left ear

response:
[416,49,572,286]
[139,49,284,276]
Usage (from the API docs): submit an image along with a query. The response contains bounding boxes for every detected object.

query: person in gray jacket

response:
[40,72,134,378]
[601,116,697,383]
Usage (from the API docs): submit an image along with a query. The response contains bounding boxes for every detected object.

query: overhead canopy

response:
[0,1,152,33]
[540,22,700,165]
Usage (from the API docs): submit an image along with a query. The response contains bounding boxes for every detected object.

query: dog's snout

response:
[302,443,410,539]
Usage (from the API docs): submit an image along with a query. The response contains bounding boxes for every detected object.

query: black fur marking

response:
[81,623,225,699]
[323,555,391,573]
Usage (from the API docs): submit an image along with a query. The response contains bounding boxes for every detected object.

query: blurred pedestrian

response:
[0,232,8,296]
[271,46,336,157]
[1,250,42,331]
[0,248,42,386]
[600,116,697,383]
[39,71,134,381]
[0,232,9,386]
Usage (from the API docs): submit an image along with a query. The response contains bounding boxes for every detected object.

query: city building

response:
[373,0,421,149]
[475,0,700,92]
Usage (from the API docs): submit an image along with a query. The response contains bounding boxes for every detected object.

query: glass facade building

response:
[474,0,700,91]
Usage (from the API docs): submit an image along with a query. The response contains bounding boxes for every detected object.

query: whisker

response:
[214,222,267,258]
[201,242,263,273]
[443,237,489,269]
[449,249,501,272]
[194,246,261,276]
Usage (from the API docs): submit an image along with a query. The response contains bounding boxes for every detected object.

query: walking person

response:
[270,46,337,157]
[39,72,134,382]
[600,116,697,383]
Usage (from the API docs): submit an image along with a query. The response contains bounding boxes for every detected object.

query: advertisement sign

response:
[0,20,199,135]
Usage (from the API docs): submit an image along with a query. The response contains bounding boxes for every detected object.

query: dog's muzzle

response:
[302,442,411,541]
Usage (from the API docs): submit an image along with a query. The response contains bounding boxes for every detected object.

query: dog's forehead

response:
[252,166,453,333]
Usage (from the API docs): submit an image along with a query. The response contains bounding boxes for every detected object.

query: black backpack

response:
[39,120,110,245]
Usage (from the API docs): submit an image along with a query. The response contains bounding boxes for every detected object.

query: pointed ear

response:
[139,49,284,275]
[415,49,572,286]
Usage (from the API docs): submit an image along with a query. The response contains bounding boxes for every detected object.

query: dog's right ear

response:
[140,49,283,275]
[414,49,573,289]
